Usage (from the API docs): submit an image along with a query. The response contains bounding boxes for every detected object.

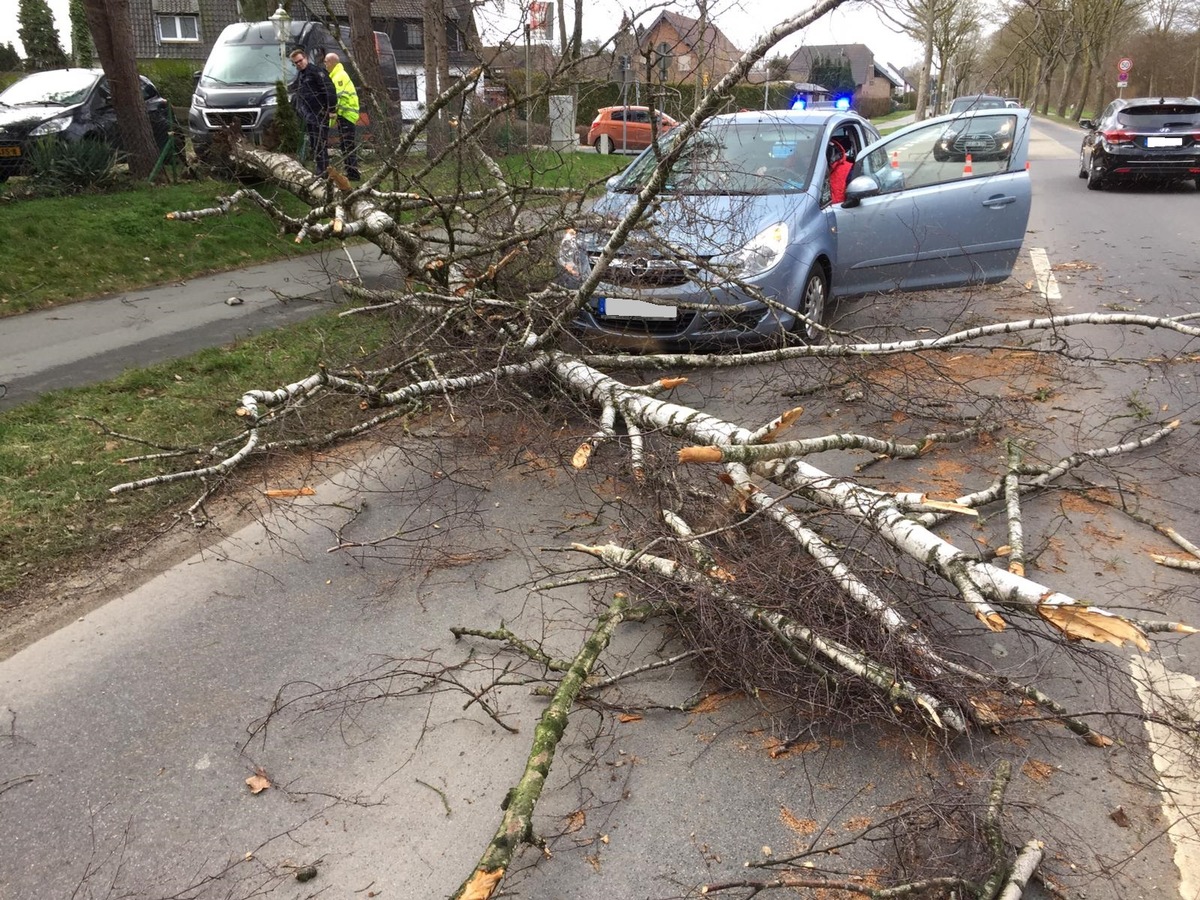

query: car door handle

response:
[982,195,1017,209]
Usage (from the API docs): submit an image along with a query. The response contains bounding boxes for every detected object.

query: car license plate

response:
[1146,136,1183,148]
[0,146,20,158]
[598,297,676,319]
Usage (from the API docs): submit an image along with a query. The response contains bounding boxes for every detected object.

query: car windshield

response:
[951,97,1006,113]
[614,121,821,195]
[0,70,97,107]
[201,41,297,86]
[1117,104,1200,129]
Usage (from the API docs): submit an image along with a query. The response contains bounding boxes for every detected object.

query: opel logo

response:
[629,257,651,278]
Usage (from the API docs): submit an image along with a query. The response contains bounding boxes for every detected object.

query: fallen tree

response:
[90,2,1200,896]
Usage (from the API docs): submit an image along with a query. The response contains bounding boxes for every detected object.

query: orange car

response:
[587,106,677,154]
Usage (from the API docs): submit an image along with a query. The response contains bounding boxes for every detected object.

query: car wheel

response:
[595,134,613,155]
[795,263,829,342]
[1078,147,1088,179]
[1086,160,1106,191]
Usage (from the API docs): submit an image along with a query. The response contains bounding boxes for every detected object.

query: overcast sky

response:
[0,0,922,74]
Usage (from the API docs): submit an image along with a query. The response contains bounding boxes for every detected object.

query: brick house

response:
[785,43,905,109]
[636,11,741,87]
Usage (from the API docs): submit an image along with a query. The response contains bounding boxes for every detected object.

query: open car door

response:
[829,109,1032,297]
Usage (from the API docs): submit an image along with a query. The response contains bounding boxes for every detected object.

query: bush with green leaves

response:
[25,137,119,194]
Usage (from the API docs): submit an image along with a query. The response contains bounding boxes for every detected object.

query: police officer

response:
[289,46,337,176]
[324,52,361,181]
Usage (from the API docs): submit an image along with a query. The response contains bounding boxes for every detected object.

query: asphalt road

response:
[0,244,401,411]
[2,119,1199,899]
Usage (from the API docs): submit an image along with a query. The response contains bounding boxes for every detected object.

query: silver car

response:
[558,107,1033,347]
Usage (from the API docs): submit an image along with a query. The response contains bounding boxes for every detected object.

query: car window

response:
[0,69,98,106]
[629,110,650,125]
[608,110,624,122]
[1116,104,1200,128]
[615,120,822,195]
[857,114,1019,193]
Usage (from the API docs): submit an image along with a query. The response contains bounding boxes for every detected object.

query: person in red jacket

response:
[827,138,853,204]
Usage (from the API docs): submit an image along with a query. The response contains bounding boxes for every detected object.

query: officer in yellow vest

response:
[323,53,361,180]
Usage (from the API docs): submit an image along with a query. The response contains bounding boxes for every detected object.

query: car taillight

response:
[1102,129,1134,143]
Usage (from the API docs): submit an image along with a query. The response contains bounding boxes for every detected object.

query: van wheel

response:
[795,263,829,342]
[595,134,613,155]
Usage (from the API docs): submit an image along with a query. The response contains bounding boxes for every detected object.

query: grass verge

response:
[0,179,316,316]
[0,307,407,602]
[0,151,626,318]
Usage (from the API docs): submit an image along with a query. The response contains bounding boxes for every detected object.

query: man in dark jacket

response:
[289,47,337,176]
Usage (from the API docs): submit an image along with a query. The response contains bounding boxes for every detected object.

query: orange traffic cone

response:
[891,150,899,168]
[962,153,974,176]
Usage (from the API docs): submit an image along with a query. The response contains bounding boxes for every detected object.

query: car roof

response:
[1113,96,1200,107]
[709,108,869,127]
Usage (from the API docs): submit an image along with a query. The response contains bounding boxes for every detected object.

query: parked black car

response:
[0,68,172,181]
[1078,96,1200,190]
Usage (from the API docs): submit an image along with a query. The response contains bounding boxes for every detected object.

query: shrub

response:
[137,59,198,110]
[25,136,119,194]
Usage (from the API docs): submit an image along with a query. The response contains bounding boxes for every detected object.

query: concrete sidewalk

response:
[0,243,402,410]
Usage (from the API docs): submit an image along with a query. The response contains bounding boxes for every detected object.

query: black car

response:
[1078,96,1200,190]
[0,68,172,181]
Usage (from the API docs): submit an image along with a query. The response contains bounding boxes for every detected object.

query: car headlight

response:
[30,116,70,136]
[557,228,583,277]
[190,93,206,109]
[261,92,277,107]
[720,222,789,278]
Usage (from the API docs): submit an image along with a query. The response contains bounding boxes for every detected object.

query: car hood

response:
[589,189,814,257]
[0,103,76,136]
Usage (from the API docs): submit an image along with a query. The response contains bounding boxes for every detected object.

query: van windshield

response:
[201,42,296,86]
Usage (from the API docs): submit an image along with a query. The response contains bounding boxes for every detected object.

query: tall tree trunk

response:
[915,32,934,120]
[1055,49,1080,118]
[347,0,390,141]
[1074,57,1094,122]
[422,0,447,156]
[80,0,158,179]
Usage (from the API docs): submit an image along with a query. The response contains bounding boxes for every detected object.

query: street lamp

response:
[269,2,292,79]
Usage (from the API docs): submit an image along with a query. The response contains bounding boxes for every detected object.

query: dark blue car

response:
[0,68,172,181]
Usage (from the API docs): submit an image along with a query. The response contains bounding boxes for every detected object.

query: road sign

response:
[1118,72,1129,85]
[1118,57,1133,73]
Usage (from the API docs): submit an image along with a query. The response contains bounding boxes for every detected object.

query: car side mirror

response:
[841,174,881,208]
[606,174,622,191]
[193,71,202,84]
[1079,119,1094,129]
[97,86,112,107]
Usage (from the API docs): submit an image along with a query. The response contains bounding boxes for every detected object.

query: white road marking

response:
[1132,655,1200,899]
[1029,247,1061,300]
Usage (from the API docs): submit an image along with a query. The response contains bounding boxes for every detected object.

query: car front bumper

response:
[561,270,799,349]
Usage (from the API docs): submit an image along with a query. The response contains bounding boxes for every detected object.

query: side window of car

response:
[141,80,160,100]
[629,110,650,125]
[858,114,1019,193]
[609,110,624,122]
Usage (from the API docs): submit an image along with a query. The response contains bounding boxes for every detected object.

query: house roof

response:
[640,10,740,58]
[295,0,460,19]
[787,43,876,88]
[876,60,906,89]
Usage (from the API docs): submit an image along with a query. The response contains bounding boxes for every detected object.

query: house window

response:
[157,14,199,43]
[398,75,418,101]
[403,22,423,49]
[445,23,462,52]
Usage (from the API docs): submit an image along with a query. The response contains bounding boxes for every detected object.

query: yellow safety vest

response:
[328,63,360,125]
